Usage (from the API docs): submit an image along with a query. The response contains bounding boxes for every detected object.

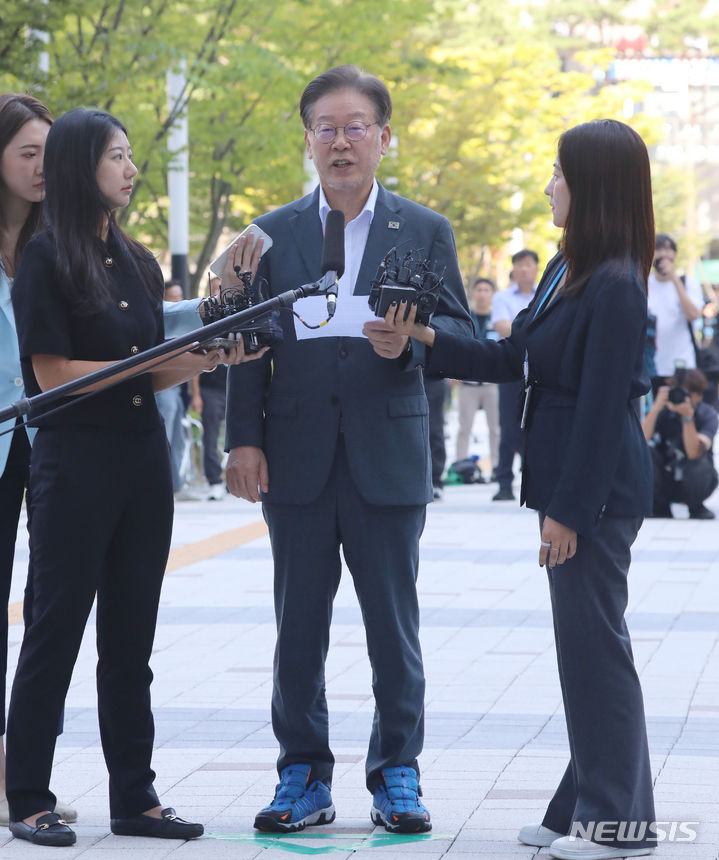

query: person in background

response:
[643,368,718,519]
[490,249,538,500]
[424,371,449,501]
[156,279,193,499]
[191,275,228,500]
[384,119,657,860]
[647,233,702,395]
[454,277,500,477]
[164,280,183,303]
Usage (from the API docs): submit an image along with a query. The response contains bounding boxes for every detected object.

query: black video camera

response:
[668,362,689,404]
[200,272,281,353]
[368,248,444,326]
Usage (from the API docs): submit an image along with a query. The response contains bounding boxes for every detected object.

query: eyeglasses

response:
[310,121,378,144]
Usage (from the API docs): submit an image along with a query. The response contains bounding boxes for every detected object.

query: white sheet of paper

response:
[294,294,377,340]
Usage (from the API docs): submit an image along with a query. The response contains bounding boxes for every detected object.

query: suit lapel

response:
[289,184,406,296]
[287,188,323,282]
[353,185,402,296]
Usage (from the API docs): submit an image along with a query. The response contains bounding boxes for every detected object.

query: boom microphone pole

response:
[0,279,326,427]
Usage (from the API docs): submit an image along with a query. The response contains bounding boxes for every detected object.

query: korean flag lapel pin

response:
[388,219,401,230]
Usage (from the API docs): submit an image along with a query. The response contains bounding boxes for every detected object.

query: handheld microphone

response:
[321,209,345,318]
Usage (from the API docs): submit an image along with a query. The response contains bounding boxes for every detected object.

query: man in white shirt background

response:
[490,249,538,501]
[648,233,703,395]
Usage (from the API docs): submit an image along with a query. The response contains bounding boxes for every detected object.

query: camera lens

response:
[668,386,688,405]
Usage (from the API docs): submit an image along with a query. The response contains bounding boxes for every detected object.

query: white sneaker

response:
[549,836,655,859]
[207,483,226,500]
[518,823,564,847]
[0,796,77,826]
[54,799,78,823]
[174,487,203,501]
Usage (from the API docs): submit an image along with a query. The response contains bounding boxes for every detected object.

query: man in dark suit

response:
[225,65,471,835]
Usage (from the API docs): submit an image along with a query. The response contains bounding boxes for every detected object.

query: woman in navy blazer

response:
[385,120,656,860]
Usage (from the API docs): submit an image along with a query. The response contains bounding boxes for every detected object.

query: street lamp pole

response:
[167,60,190,295]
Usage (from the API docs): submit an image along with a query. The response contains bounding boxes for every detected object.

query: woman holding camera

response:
[4,107,259,847]
[643,370,718,519]
[385,120,656,859]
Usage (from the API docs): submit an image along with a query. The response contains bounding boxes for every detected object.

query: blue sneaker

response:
[370,766,431,833]
[254,764,335,833]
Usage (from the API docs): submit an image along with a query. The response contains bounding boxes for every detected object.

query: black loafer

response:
[9,812,76,846]
[110,807,204,839]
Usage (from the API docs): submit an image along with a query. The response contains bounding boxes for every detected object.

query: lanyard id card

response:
[520,384,533,430]
[532,261,567,321]
[521,349,532,430]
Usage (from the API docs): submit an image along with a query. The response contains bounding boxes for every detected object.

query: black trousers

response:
[496,380,523,488]
[541,515,656,850]
[264,435,426,792]
[424,376,448,488]
[6,424,173,820]
[0,428,31,735]
[200,386,226,486]
[651,447,718,511]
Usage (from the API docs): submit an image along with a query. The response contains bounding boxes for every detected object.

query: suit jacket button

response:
[330,394,339,406]
[118,300,129,310]
[338,347,348,359]
[132,395,143,407]
[130,345,139,355]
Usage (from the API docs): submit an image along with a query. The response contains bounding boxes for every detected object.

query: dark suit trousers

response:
[263,435,426,792]
[6,425,172,820]
[0,428,30,734]
[201,386,226,486]
[496,379,523,488]
[424,376,448,488]
[541,516,655,849]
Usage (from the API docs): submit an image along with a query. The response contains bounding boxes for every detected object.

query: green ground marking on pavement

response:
[207,831,452,854]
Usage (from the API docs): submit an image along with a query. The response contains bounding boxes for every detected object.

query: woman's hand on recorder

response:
[382,299,436,346]
[165,336,268,375]
[218,332,269,366]
[162,347,221,374]
[539,516,577,568]
[149,338,270,391]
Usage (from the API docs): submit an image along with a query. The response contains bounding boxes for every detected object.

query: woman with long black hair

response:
[384,119,656,860]
[4,107,260,847]
[0,92,78,828]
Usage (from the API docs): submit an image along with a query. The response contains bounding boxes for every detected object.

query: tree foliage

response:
[2,0,437,293]
[386,0,660,279]
[1,0,713,291]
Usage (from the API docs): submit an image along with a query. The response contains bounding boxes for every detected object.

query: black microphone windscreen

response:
[321,209,345,278]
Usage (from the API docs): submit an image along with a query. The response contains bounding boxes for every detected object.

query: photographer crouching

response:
[643,368,718,519]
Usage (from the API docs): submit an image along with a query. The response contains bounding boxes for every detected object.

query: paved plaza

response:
[3,434,719,858]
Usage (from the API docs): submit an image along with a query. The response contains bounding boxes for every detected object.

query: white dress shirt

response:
[319,179,378,296]
[491,283,537,326]
[647,272,703,376]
